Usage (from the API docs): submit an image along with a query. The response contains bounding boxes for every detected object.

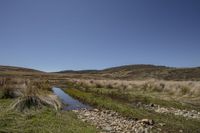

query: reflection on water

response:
[52,87,92,110]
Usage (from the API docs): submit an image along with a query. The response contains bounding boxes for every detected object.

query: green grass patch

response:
[65,88,200,133]
[0,99,97,133]
[78,86,200,111]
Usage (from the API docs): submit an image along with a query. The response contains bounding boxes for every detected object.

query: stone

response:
[93,108,99,112]
[72,110,78,113]
[159,123,166,126]
[84,112,90,117]
[179,129,183,133]
[150,103,155,107]
[103,126,112,131]
[141,119,154,125]
[75,109,154,133]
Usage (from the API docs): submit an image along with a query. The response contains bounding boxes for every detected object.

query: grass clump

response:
[11,93,62,111]
[0,77,62,111]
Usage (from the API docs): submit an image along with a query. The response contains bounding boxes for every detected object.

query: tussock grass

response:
[67,79,200,106]
[11,93,62,111]
[69,79,200,97]
[0,77,62,111]
[66,79,200,110]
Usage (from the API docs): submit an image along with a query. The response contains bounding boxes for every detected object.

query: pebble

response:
[140,119,154,125]
[103,126,113,131]
[140,103,200,119]
[73,108,155,133]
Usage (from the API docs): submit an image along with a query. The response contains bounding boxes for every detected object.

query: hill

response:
[1,64,200,81]
[0,65,44,73]
[57,64,200,81]
[0,65,46,78]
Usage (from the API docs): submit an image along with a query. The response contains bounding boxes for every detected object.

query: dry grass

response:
[70,79,200,96]
[0,77,62,111]
[0,77,27,98]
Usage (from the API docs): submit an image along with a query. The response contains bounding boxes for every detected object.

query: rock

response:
[179,129,183,133]
[75,109,154,133]
[93,108,99,112]
[137,102,142,107]
[82,119,87,122]
[141,119,154,125]
[103,126,112,131]
[84,112,90,117]
[75,104,200,133]
[157,128,162,131]
[159,123,166,126]
[191,110,197,113]
[150,103,155,107]
[72,110,78,113]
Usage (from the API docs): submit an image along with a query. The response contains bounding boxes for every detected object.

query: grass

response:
[70,79,200,97]
[65,88,200,133]
[0,78,62,111]
[67,79,200,110]
[1,72,200,132]
[95,87,200,111]
[0,98,98,133]
[0,78,98,133]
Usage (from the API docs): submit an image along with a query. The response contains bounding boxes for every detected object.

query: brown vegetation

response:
[0,77,62,111]
[69,79,200,97]
[66,79,200,108]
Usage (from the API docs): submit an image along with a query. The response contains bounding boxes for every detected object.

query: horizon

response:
[1,63,200,73]
[0,0,200,72]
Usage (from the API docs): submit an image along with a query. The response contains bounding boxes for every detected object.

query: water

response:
[52,87,92,110]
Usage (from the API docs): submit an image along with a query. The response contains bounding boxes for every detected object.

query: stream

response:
[52,87,92,110]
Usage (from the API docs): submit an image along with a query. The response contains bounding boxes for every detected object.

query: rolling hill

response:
[57,64,200,81]
[0,65,44,73]
[1,64,200,80]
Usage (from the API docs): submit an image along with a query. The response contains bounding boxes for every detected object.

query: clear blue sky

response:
[0,0,200,72]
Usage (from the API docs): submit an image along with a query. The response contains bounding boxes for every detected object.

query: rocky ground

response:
[72,105,200,133]
[71,102,200,133]
[135,103,200,120]
[73,108,159,133]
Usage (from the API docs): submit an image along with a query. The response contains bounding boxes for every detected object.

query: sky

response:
[0,0,200,72]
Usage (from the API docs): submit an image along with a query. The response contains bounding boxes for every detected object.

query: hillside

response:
[0,65,46,78]
[0,65,44,73]
[1,65,200,81]
[57,65,200,81]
